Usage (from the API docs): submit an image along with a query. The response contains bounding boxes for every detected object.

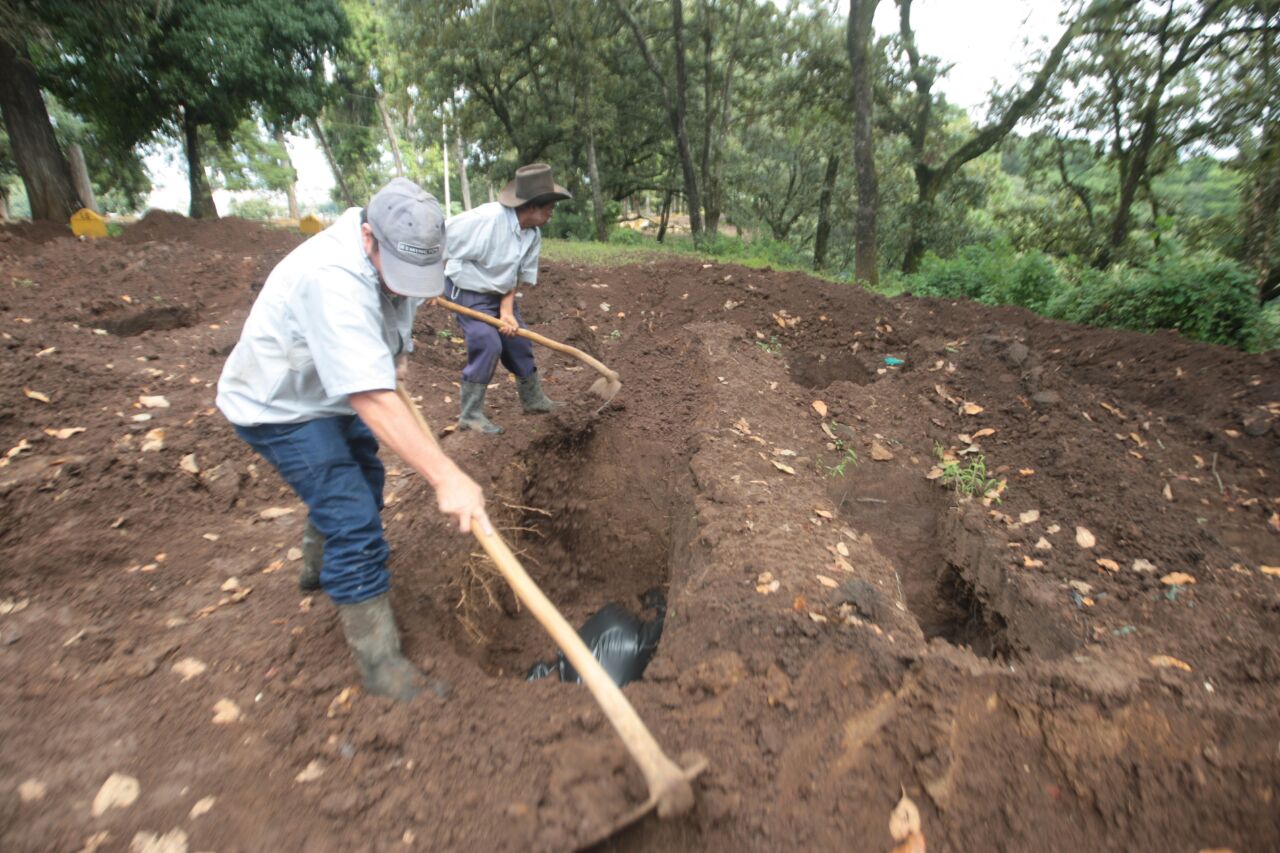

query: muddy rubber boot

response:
[458,381,503,434]
[336,593,427,702]
[299,520,323,593]
[516,373,561,414]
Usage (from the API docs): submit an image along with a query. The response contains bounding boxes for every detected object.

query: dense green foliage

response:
[906,241,1272,351]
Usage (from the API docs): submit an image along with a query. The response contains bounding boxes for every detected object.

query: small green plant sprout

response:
[932,442,1004,502]
[609,329,622,340]
[754,334,781,354]
[11,277,37,288]
[823,421,859,477]
[436,329,454,340]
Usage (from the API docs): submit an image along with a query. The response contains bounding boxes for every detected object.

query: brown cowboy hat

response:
[497,163,573,208]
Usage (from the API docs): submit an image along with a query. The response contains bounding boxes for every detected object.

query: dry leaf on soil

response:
[1161,572,1196,586]
[1019,510,1040,524]
[836,541,850,557]
[889,791,921,842]
[138,395,170,408]
[295,761,325,783]
[870,441,895,461]
[190,797,215,819]
[91,773,140,816]
[961,402,984,415]
[23,388,51,404]
[211,699,242,724]
[140,428,165,452]
[1096,558,1120,572]
[814,509,834,519]
[816,575,838,589]
[812,400,828,417]
[1075,526,1096,549]
[258,506,296,520]
[771,459,796,475]
[1260,565,1280,577]
[1149,655,1192,672]
[171,657,207,681]
[44,427,85,439]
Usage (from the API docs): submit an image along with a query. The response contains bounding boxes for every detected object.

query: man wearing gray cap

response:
[217,177,490,702]
[445,163,573,434]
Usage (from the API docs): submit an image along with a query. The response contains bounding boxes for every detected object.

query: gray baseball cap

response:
[366,178,445,298]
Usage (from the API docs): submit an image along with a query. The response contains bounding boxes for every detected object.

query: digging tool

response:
[395,384,706,840]
[434,296,622,411]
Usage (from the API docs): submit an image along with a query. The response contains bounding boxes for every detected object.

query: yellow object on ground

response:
[70,208,108,239]
[299,214,325,235]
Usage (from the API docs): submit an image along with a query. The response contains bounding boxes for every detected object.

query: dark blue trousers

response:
[235,416,389,605]
[449,280,538,384]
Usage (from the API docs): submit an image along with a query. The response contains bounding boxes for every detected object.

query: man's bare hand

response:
[435,468,492,535]
[498,312,519,337]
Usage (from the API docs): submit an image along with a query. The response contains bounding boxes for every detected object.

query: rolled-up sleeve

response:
[298,268,396,397]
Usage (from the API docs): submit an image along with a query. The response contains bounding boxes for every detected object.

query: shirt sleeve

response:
[296,267,396,397]
[519,228,541,286]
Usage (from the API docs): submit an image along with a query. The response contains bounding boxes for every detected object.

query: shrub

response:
[1046,247,1260,350]
[909,241,1061,311]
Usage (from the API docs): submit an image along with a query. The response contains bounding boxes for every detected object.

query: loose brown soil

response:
[1,216,1278,852]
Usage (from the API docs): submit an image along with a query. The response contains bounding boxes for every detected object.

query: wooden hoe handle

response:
[434,296,619,382]
[394,385,695,816]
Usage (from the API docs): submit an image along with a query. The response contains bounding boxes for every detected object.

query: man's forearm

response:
[349,389,459,487]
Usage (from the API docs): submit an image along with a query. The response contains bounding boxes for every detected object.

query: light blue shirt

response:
[444,202,540,295]
[216,208,421,426]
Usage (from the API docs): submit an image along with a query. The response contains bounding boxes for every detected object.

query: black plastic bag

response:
[527,588,666,687]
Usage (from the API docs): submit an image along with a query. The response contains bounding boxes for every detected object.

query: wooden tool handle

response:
[435,296,619,381]
[393,384,691,807]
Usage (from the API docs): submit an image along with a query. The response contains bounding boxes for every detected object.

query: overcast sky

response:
[144,0,1066,214]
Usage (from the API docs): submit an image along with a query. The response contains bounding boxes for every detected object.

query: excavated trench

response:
[829,463,1076,661]
[447,420,693,679]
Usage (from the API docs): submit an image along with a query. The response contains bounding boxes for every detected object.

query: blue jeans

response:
[235,416,389,605]
[449,281,538,384]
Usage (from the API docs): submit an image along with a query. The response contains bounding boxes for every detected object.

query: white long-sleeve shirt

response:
[444,202,540,295]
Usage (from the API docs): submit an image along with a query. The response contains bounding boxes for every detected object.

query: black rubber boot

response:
[458,381,503,434]
[336,593,426,702]
[516,372,561,413]
[299,520,323,593]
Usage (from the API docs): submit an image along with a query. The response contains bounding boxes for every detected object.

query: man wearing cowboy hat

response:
[217,177,491,702]
[444,163,573,434]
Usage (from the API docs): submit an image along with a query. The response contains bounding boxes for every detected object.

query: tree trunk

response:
[456,126,472,210]
[310,116,356,208]
[586,125,607,242]
[657,188,673,243]
[182,108,218,219]
[813,151,840,272]
[901,170,939,274]
[0,190,8,220]
[614,0,703,239]
[272,127,300,220]
[442,117,451,211]
[671,0,703,239]
[378,93,404,178]
[0,38,81,222]
[848,0,880,285]
[1245,119,1280,303]
[67,143,98,213]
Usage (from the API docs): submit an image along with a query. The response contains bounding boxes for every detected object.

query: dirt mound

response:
[1,226,1277,852]
[0,220,74,254]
